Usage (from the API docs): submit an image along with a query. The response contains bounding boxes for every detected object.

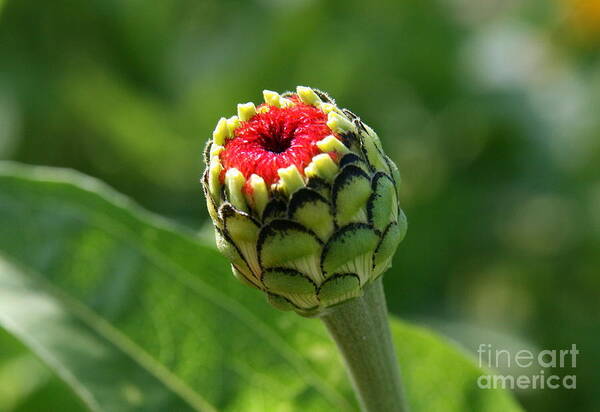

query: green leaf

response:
[392,322,523,412]
[0,330,70,411]
[0,163,355,412]
[0,162,523,412]
[0,258,212,412]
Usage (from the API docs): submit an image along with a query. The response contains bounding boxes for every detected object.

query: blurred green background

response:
[1,0,598,410]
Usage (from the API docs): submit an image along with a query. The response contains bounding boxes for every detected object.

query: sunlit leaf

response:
[0,162,523,412]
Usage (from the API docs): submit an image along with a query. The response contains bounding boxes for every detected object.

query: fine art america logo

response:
[477,344,579,390]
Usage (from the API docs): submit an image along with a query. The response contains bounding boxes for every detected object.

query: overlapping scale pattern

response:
[202,87,407,316]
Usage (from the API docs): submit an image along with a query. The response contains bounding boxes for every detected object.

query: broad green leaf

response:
[0,162,523,412]
[0,330,53,411]
[0,330,86,412]
[0,163,356,412]
[392,322,523,412]
[11,378,86,412]
[0,258,212,412]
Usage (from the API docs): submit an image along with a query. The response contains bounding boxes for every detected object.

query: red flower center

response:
[219,97,332,186]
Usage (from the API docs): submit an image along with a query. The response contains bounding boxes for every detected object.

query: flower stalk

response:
[321,278,408,412]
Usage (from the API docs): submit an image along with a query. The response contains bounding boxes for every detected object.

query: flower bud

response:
[201,87,406,316]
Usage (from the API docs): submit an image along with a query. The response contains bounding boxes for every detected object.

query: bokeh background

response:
[1,0,599,410]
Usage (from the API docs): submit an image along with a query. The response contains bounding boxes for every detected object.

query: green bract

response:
[201,86,407,316]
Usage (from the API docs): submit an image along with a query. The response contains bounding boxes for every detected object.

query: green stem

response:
[320,278,408,412]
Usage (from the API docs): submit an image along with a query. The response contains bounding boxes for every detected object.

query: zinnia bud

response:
[201,87,406,316]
